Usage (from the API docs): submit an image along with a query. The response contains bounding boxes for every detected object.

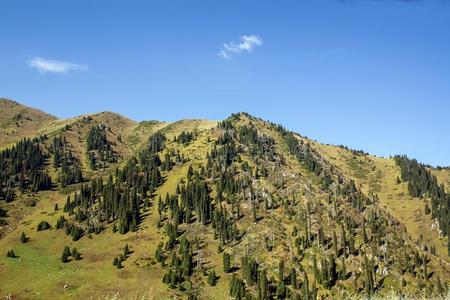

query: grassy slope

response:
[0,98,57,148]
[225,115,450,297]
[227,115,365,298]
[0,115,327,299]
[431,168,450,193]
[1,104,450,299]
[308,141,450,262]
[0,119,218,299]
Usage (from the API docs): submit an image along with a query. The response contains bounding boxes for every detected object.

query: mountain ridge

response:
[0,100,449,299]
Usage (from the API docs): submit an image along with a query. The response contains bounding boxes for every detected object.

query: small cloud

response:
[218,34,263,59]
[28,57,88,74]
[218,50,231,59]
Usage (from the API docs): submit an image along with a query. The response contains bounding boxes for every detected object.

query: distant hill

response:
[0,100,449,299]
[0,98,57,147]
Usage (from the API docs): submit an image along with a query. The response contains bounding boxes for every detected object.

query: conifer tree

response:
[20,232,27,243]
[124,244,130,257]
[61,249,69,263]
[72,248,81,260]
[207,270,217,286]
[290,268,297,288]
[362,219,368,243]
[276,281,286,299]
[279,259,285,282]
[155,242,164,263]
[333,229,338,255]
[223,252,231,273]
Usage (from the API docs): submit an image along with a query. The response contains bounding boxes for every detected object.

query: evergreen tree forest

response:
[0,137,51,202]
[60,132,167,235]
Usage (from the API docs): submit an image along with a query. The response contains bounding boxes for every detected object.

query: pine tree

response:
[279,259,285,282]
[362,219,368,243]
[207,270,217,286]
[333,229,338,255]
[155,242,164,263]
[72,248,81,260]
[124,244,130,257]
[37,220,51,231]
[61,252,68,263]
[340,257,347,280]
[312,255,319,282]
[223,252,231,273]
[302,271,309,300]
[276,281,286,299]
[63,246,71,257]
[363,255,374,295]
[257,269,269,300]
[290,268,297,288]
[229,274,246,299]
[20,232,27,243]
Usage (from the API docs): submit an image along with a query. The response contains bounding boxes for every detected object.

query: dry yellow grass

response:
[308,141,450,262]
[0,119,220,299]
[432,168,450,193]
[1,107,449,298]
[0,98,57,147]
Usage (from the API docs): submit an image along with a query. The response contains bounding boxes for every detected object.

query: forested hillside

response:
[0,99,449,299]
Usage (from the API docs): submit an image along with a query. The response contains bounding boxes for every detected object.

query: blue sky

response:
[1,0,449,166]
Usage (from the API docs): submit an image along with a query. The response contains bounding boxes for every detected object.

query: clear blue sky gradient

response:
[1,0,449,166]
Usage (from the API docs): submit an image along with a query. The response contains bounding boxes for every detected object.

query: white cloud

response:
[28,57,88,74]
[218,50,231,59]
[218,34,262,59]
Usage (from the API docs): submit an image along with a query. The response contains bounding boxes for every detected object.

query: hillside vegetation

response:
[0,99,449,300]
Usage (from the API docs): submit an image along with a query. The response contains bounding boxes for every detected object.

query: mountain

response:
[0,99,449,299]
